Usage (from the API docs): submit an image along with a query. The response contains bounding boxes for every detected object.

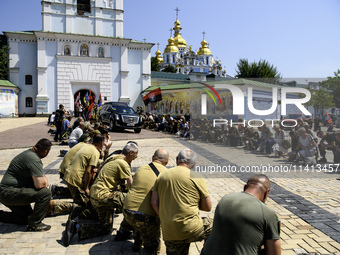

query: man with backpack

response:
[123,149,169,253]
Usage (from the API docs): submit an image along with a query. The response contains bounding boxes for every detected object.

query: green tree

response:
[151,56,160,72]
[320,69,340,108]
[0,44,9,80]
[235,58,281,84]
[308,87,334,115]
[162,64,176,73]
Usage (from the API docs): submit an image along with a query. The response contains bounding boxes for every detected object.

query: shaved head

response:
[244,174,271,202]
[153,149,169,166]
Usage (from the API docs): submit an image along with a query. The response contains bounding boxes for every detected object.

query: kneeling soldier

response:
[123,148,169,253]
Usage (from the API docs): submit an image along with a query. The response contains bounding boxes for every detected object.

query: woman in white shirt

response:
[295,127,317,161]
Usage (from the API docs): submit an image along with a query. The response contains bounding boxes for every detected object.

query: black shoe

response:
[132,239,143,252]
[27,223,51,232]
[68,205,86,220]
[114,230,132,241]
[63,219,77,247]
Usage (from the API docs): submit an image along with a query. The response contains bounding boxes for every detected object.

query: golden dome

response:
[174,35,187,48]
[173,18,187,48]
[174,18,181,27]
[155,49,163,63]
[197,39,212,55]
[164,37,179,53]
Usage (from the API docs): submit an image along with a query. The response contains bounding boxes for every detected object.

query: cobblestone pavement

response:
[0,117,174,149]
[0,120,339,254]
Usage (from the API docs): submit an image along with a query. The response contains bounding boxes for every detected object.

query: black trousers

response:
[54,122,63,141]
[0,185,51,227]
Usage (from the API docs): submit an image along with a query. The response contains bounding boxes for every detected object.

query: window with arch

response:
[25,75,33,85]
[98,47,104,57]
[80,43,89,56]
[64,45,71,55]
[26,97,33,107]
[172,55,176,63]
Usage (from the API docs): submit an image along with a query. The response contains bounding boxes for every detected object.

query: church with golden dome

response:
[155,8,227,77]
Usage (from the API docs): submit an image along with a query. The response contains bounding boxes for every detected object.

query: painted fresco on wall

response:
[147,92,191,115]
[144,87,305,120]
[0,89,16,116]
[145,90,234,118]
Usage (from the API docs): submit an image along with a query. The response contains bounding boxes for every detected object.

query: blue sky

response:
[1,0,339,80]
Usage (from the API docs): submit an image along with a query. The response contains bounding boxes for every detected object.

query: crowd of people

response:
[0,105,283,254]
[140,111,340,166]
[187,117,340,165]
[0,135,281,254]
[142,112,191,138]
[1,104,339,254]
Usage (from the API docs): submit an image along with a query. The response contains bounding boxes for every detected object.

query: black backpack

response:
[55,110,63,124]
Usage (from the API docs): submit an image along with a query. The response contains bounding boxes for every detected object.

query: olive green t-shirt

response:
[90,155,131,201]
[59,142,88,175]
[201,192,280,255]
[124,162,167,217]
[63,144,100,188]
[152,166,210,241]
[1,149,44,189]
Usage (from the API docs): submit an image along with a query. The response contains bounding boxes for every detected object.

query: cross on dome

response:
[175,7,180,18]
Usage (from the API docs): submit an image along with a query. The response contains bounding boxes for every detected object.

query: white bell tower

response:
[41,0,123,37]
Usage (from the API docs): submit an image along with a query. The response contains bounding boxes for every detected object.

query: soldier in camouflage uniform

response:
[123,149,169,254]
[151,149,212,255]
[63,143,138,245]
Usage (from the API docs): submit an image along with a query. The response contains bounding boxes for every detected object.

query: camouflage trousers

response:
[164,217,213,255]
[51,200,73,215]
[66,183,98,220]
[77,191,129,240]
[123,209,161,254]
[66,183,89,207]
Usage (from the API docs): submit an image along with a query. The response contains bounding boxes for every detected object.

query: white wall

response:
[128,49,143,109]
[17,43,38,115]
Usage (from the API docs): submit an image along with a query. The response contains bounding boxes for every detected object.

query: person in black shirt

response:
[54,104,65,142]
[316,131,336,163]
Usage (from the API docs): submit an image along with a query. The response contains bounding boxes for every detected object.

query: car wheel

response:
[109,119,115,131]
[134,128,141,133]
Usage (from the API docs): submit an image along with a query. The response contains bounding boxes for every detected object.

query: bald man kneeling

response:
[201,174,281,255]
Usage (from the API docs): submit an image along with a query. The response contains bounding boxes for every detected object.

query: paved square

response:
[0,118,339,254]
